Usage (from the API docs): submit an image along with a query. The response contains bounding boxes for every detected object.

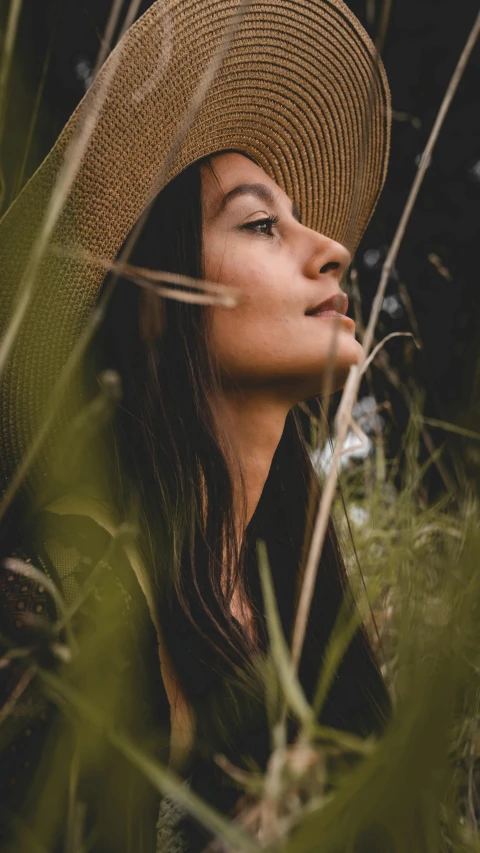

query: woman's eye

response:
[241,216,278,236]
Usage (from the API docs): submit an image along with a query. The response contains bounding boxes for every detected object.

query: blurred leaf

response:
[37,667,261,853]
[284,647,467,853]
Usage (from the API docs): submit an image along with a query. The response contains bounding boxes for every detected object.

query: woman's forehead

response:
[201,152,294,219]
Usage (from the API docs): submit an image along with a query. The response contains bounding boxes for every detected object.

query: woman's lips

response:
[309,309,355,328]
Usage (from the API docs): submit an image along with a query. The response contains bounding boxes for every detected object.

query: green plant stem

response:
[13,1,61,199]
[257,541,314,729]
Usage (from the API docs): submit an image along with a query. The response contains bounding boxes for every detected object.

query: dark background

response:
[2,0,480,493]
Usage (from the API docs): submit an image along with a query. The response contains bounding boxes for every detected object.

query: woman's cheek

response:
[208,307,262,376]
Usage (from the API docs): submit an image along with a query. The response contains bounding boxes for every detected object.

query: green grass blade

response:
[257,540,314,729]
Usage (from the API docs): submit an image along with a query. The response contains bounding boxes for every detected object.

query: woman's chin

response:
[294,337,364,398]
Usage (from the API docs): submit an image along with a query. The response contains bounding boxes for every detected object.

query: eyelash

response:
[240,215,279,237]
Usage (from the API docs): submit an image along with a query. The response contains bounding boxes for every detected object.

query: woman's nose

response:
[303,229,351,281]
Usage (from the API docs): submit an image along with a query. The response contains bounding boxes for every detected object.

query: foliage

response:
[1,2,480,851]
[2,408,480,852]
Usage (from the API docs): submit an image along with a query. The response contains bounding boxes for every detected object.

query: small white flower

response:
[381,294,403,319]
[310,429,372,476]
[363,248,382,269]
[349,504,370,528]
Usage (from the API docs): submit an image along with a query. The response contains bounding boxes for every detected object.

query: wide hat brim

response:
[0,0,390,499]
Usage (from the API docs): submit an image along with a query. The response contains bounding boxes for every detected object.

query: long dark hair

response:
[96,155,390,767]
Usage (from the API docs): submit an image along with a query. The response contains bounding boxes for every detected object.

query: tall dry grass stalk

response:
[118,0,144,40]
[91,0,126,81]
[291,8,480,673]
[0,0,23,205]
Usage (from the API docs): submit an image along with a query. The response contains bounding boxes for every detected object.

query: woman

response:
[0,1,391,851]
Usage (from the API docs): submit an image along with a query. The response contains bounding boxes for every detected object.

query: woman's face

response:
[201,152,362,401]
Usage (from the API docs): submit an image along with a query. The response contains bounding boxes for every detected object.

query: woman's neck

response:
[210,389,291,639]
[213,389,291,531]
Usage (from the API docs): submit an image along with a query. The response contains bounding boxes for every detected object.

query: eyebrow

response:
[215,182,301,222]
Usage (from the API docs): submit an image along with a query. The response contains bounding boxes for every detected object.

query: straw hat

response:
[0,0,390,501]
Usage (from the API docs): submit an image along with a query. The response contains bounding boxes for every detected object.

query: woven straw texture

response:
[0,0,390,497]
